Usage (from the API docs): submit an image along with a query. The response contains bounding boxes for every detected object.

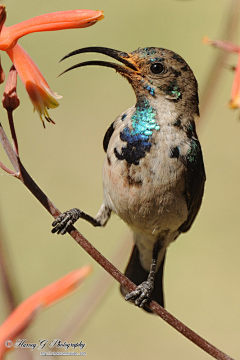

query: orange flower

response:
[203,35,240,110]
[0,6,104,125]
[203,35,240,53]
[0,266,92,359]
[229,53,240,109]
[7,43,62,125]
[0,10,104,51]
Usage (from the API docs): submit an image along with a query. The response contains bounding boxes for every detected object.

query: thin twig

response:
[0,122,235,360]
[0,123,20,175]
[0,159,15,174]
[7,109,19,155]
[0,224,19,312]
[2,65,20,155]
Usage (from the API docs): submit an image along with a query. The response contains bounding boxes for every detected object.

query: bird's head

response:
[60,46,199,116]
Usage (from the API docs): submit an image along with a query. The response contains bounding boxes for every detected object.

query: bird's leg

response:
[51,203,111,235]
[125,239,161,308]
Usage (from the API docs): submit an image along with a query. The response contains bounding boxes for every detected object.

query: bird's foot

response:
[125,280,154,308]
[52,208,81,235]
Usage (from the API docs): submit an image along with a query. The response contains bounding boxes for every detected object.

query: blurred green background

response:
[1,0,240,359]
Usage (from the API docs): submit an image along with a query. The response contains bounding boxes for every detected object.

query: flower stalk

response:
[204,35,240,111]
[2,65,20,155]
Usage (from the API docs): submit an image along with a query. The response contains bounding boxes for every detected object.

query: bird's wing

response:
[103,121,115,152]
[179,133,206,233]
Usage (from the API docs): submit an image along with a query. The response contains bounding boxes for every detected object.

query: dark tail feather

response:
[120,245,165,313]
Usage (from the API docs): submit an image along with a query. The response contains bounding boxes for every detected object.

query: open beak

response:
[59,46,139,77]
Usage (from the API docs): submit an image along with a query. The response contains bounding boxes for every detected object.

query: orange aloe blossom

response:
[229,52,240,109]
[7,43,62,125]
[203,36,240,111]
[0,6,104,125]
[0,266,92,359]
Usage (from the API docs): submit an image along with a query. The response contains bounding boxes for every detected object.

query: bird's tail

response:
[120,244,165,313]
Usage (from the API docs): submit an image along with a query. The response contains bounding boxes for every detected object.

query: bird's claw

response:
[125,280,154,308]
[52,208,81,235]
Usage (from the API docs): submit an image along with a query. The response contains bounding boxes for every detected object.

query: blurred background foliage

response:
[0,0,240,359]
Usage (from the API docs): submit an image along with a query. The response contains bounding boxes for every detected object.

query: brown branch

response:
[2,65,20,156]
[0,122,235,360]
[7,109,19,155]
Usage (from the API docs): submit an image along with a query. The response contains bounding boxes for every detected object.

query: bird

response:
[52,46,206,313]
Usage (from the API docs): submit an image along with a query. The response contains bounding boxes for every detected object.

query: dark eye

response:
[150,63,164,74]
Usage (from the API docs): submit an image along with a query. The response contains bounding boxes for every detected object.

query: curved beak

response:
[59,46,139,77]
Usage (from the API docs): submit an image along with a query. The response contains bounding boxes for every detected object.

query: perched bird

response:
[52,46,206,313]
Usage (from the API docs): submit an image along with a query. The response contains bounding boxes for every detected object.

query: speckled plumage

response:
[52,46,206,313]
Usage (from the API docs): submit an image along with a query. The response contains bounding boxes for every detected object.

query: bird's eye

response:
[150,63,164,74]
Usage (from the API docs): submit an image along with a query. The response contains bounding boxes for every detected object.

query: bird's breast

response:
[102,120,189,235]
